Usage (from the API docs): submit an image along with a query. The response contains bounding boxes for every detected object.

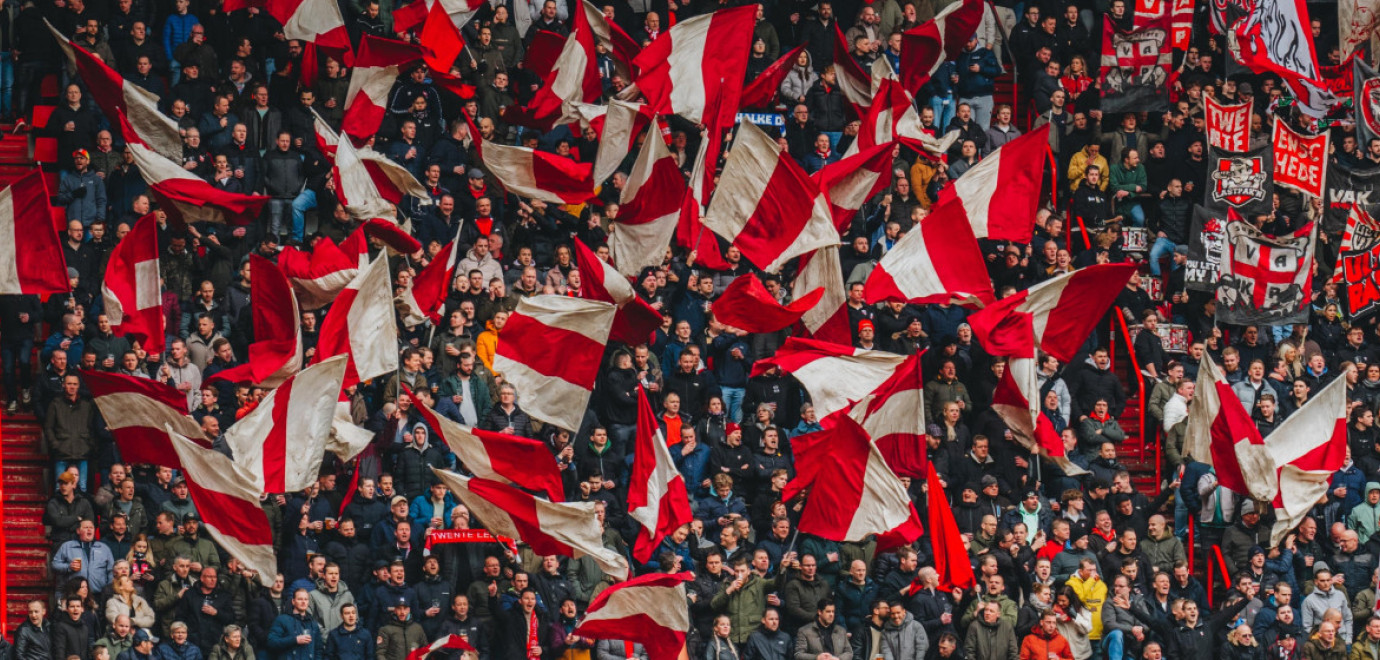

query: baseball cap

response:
[468,168,485,179]
[133,629,158,644]
[72,149,90,160]
[927,423,943,437]
[391,495,409,507]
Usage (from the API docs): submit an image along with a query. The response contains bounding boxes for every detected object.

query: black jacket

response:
[50,613,90,660]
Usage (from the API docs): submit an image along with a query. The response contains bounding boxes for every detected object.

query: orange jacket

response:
[1020,629,1074,660]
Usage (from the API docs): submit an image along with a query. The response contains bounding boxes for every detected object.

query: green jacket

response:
[1109,163,1148,216]
[376,618,427,660]
[959,594,1017,631]
[1349,484,1380,540]
[711,573,785,644]
[962,618,1018,660]
[168,534,221,574]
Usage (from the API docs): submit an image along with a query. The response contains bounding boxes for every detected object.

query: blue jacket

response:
[324,624,374,660]
[266,612,323,660]
[673,440,711,493]
[710,334,751,388]
[153,641,203,660]
[923,60,956,99]
[802,150,840,174]
[1331,464,1367,513]
[954,47,1001,98]
[409,493,460,531]
[57,170,107,225]
[162,13,200,62]
[41,331,84,365]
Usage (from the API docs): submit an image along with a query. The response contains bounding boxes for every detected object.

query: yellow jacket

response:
[1066,575,1108,640]
[1067,151,1110,192]
[909,157,941,209]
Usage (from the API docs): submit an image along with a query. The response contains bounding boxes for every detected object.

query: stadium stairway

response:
[0,72,61,636]
[1109,312,1161,495]
[2,412,51,636]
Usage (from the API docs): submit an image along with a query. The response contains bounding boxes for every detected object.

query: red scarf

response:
[1089,411,1110,423]
[476,217,495,236]
[526,610,541,658]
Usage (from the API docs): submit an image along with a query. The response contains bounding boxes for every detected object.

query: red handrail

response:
[1110,312,1160,495]
[1,406,7,638]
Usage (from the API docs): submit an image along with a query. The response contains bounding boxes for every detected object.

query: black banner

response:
[1205,144,1274,219]
[1185,205,1227,292]
[1323,159,1380,236]
[1217,222,1315,326]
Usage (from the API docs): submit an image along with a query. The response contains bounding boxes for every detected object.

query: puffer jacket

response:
[307,580,354,633]
[805,79,848,132]
[778,53,817,103]
[376,617,427,660]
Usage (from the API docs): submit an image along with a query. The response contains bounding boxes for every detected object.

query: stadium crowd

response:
[0,0,1372,659]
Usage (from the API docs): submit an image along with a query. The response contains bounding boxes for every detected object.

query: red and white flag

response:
[990,356,1088,476]
[752,337,909,418]
[102,214,165,353]
[1197,353,1274,501]
[578,0,641,79]
[393,0,485,32]
[432,468,630,578]
[267,0,350,49]
[124,135,269,226]
[629,387,692,563]
[505,0,604,132]
[494,296,616,431]
[222,356,348,493]
[466,115,597,204]
[711,273,825,334]
[399,227,463,328]
[633,6,755,126]
[864,197,995,306]
[1231,0,1335,117]
[608,124,685,278]
[1205,94,1251,152]
[937,124,1050,242]
[844,354,928,479]
[703,121,838,273]
[900,0,985,92]
[315,113,429,220]
[590,100,657,185]
[1272,120,1329,198]
[574,572,694,660]
[411,389,566,502]
[341,218,425,259]
[48,22,182,161]
[814,142,896,233]
[278,238,358,311]
[0,170,69,295]
[204,255,303,388]
[573,239,663,346]
[342,36,424,145]
[792,246,850,345]
[832,25,876,110]
[740,44,807,109]
[785,415,921,546]
[405,635,478,660]
[851,80,958,158]
[1266,375,1347,543]
[86,371,206,469]
[313,253,399,386]
[167,427,277,585]
[967,263,1138,361]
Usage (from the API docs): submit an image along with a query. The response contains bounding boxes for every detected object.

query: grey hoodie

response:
[881,612,929,660]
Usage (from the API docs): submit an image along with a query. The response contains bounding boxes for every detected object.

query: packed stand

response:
[0,0,1370,660]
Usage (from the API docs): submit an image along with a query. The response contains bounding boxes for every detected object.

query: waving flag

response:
[575,572,694,660]
[494,296,617,431]
[629,387,692,563]
[102,214,165,353]
[990,356,1087,476]
[702,121,837,273]
[815,142,897,233]
[865,197,994,306]
[0,170,69,295]
[937,124,1051,242]
[900,0,985,92]
[505,0,604,131]
[633,6,755,126]
[792,246,850,345]
[313,253,398,386]
[711,273,825,334]
[844,354,928,479]
[752,338,909,418]
[608,124,685,278]
[342,36,424,145]
[204,255,303,388]
[412,388,565,501]
[278,238,358,311]
[573,239,663,346]
[86,371,206,469]
[399,228,463,328]
[315,113,429,220]
[221,357,348,493]
[433,468,630,578]
[740,45,807,109]
[925,466,976,590]
[1266,376,1347,543]
[168,428,276,585]
[125,135,269,226]
[967,263,1137,361]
